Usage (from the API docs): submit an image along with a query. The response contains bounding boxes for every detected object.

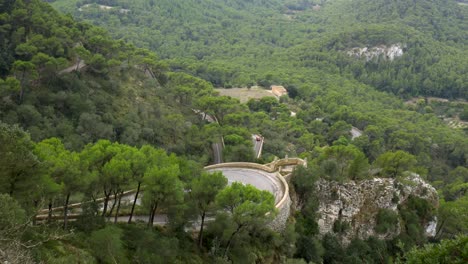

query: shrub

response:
[375,209,399,234]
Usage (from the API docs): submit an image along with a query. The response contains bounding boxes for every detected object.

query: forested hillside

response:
[50,0,468,99]
[0,0,227,161]
[0,0,467,263]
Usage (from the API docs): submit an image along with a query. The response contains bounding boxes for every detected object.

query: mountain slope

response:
[51,0,467,99]
[0,1,467,263]
[0,0,219,159]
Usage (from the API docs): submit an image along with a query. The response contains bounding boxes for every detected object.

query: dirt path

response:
[59,60,86,74]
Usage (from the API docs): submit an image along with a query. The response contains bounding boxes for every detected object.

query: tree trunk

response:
[223,225,242,258]
[48,201,52,223]
[114,191,123,224]
[18,70,25,103]
[108,191,118,217]
[435,219,446,240]
[128,182,141,224]
[197,210,206,248]
[147,206,153,227]
[9,175,19,196]
[102,190,111,216]
[32,200,38,226]
[63,192,71,230]
[148,202,158,227]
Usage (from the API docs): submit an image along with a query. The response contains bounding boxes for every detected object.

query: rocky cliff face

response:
[346,44,404,61]
[315,174,438,244]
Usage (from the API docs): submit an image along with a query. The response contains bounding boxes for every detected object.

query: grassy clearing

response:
[216,86,276,103]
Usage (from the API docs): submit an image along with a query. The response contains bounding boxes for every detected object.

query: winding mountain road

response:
[212,142,223,164]
[252,134,264,159]
[206,167,284,203]
[350,126,363,139]
[59,60,86,74]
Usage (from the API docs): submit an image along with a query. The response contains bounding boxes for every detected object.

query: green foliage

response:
[291,165,319,204]
[0,193,27,235]
[333,219,350,234]
[34,137,89,228]
[143,164,184,226]
[344,237,392,264]
[0,193,35,263]
[190,171,227,246]
[397,196,435,249]
[375,208,400,234]
[89,226,128,263]
[0,122,39,202]
[317,144,370,181]
[322,233,345,263]
[210,182,276,260]
[294,235,324,264]
[0,0,467,262]
[216,182,275,223]
[460,106,468,122]
[437,195,468,239]
[291,165,324,262]
[0,0,223,160]
[374,150,417,178]
[404,235,468,264]
[74,200,105,233]
[122,225,185,264]
[52,0,468,99]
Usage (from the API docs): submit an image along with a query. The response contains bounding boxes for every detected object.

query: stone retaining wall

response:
[204,161,295,230]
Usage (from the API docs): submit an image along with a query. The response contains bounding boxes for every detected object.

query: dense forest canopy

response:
[0,0,467,263]
[50,0,468,99]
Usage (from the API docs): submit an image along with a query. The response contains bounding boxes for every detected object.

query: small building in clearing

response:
[271,85,288,97]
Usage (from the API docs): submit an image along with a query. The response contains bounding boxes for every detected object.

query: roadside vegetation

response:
[0,0,467,263]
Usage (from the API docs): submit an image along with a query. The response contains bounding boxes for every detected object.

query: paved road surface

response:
[212,142,223,164]
[113,215,167,224]
[39,166,284,225]
[252,134,263,159]
[59,60,86,74]
[350,127,363,140]
[206,167,283,203]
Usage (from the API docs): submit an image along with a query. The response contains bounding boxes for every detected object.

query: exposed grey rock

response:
[315,174,438,244]
[425,217,438,237]
[347,44,404,61]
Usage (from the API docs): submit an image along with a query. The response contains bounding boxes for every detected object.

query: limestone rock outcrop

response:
[315,174,438,244]
[346,44,404,61]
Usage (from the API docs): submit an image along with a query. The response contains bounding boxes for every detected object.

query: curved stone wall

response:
[204,161,293,230]
[40,159,304,230]
[265,157,307,171]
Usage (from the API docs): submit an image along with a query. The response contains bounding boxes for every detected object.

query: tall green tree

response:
[318,145,370,181]
[374,150,417,178]
[80,140,122,216]
[11,60,37,102]
[124,146,147,224]
[190,171,227,247]
[0,122,39,201]
[404,235,468,264]
[143,164,184,227]
[89,226,128,263]
[214,182,276,258]
[102,151,132,223]
[35,138,89,229]
[0,193,34,264]
[436,196,468,240]
[0,77,20,97]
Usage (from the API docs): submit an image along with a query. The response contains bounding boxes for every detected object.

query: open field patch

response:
[216,87,277,103]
